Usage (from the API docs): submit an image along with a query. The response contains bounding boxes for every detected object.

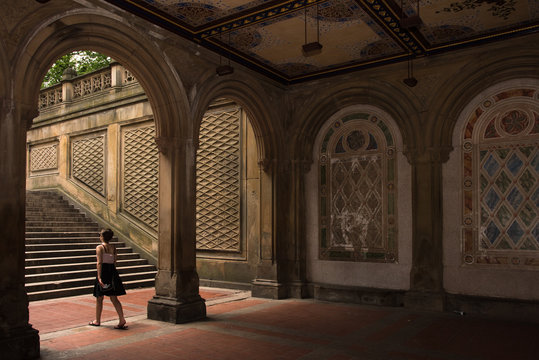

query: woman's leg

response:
[110,296,126,326]
[91,296,104,325]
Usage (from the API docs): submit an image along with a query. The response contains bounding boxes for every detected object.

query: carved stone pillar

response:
[251,159,287,298]
[0,97,40,359]
[404,146,452,311]
[284,159,310,298]
[251,157,310,299]
[147,136,206,323]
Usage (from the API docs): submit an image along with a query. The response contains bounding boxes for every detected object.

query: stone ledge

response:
[445,293,539,323]
[314,283,406,307]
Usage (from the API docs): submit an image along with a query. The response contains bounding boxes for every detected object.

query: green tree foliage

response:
[41,51,112,88]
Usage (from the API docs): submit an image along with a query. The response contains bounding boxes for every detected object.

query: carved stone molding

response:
[404,145,453,165]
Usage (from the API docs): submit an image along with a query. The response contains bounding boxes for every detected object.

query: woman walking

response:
[89,228,128,329]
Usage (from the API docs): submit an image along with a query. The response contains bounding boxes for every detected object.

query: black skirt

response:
[93,263,126,297]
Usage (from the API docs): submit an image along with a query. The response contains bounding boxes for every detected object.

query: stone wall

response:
[27,66,260,285]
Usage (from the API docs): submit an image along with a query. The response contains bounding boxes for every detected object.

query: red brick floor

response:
[32,288,539,360]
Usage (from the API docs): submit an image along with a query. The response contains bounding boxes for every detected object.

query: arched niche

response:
[305,105,412,291]
[444,78,539,300]
[194,97,262,286]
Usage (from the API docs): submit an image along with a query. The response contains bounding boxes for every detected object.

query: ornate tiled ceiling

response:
[107,0,539,83]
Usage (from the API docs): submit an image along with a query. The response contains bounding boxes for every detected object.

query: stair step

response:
[26,241,124,251]
[25,271,157,292]
[25,190,155,301]
[26,231,101,238]
[25,237,115,244]
[27,279,156,301]
[26,247,132,259]
[25,265,157,283]
[25,253,141,266]
[25,259,152,275]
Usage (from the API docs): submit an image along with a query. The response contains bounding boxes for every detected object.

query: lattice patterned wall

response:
[196,107,241,252]
[319,113,397,262]
[30,142,58,172]
[122,124,159,230]
[461,88,539,268]
[72,134,105,196]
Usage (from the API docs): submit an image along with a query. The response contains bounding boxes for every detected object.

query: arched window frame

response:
[460,87,539,268]
[318,112,398,262]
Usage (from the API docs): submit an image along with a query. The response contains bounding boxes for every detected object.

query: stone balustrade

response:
[38,63,136,111]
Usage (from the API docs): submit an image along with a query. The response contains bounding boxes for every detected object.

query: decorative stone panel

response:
[29,142,58,173]
[461,87,539,268]
[319,113,397,262]
[71,134,105,196]
[122,123,159,230]
[196,107,241,252]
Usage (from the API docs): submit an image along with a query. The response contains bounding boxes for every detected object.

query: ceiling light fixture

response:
[302,3,323,57]
[400,0,422,29]
[216,31,234,76]
[403,52,418,87]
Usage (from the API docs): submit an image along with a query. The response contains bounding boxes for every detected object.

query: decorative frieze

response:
[122,124,159,230]
[196,107,242,252]
[71,133,106,196]
[29,142,58,173]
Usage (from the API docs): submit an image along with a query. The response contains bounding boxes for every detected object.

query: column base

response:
[0,325,40,360]
[404,290,445,312]
[287,281,311,299]
[147,296,206,324]
[251,279,288,299]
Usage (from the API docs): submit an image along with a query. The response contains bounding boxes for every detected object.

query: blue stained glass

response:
[484,188,500,211]
[485,221,501,244]
[507,221,524,244]
[483,154,500,177]
[507,187,524,210]
[506,153,523,176]
[532,152,539,173]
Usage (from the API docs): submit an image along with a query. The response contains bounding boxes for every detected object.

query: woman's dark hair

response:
[101,228,114,242]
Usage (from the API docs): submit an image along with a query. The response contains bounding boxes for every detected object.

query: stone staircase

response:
[25,190,157,301]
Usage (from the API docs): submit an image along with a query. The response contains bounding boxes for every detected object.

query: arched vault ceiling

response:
[106,0,539,84]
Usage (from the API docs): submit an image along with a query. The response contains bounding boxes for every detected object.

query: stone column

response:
[284,159,310,298]
[404,147,451,311]
[251,159,289,299]
[147,136,206,323]
[0,97,40,359]
[251,158,310,299]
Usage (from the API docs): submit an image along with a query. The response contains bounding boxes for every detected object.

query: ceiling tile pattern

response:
[108,0,539,83]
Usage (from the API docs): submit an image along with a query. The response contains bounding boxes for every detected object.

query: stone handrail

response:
[38,63,137,111]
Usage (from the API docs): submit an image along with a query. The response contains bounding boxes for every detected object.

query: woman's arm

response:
[96,245,104,286]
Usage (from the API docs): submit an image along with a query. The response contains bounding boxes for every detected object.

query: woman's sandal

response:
[114,324,128,330]
[88,321,100,326]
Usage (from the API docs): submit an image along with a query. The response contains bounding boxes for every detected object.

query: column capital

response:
[155,136,193,155]
[404,145,453,165]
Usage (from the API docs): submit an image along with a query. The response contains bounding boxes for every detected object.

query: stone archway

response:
[191,78,283,297]
[6,5,205,345]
